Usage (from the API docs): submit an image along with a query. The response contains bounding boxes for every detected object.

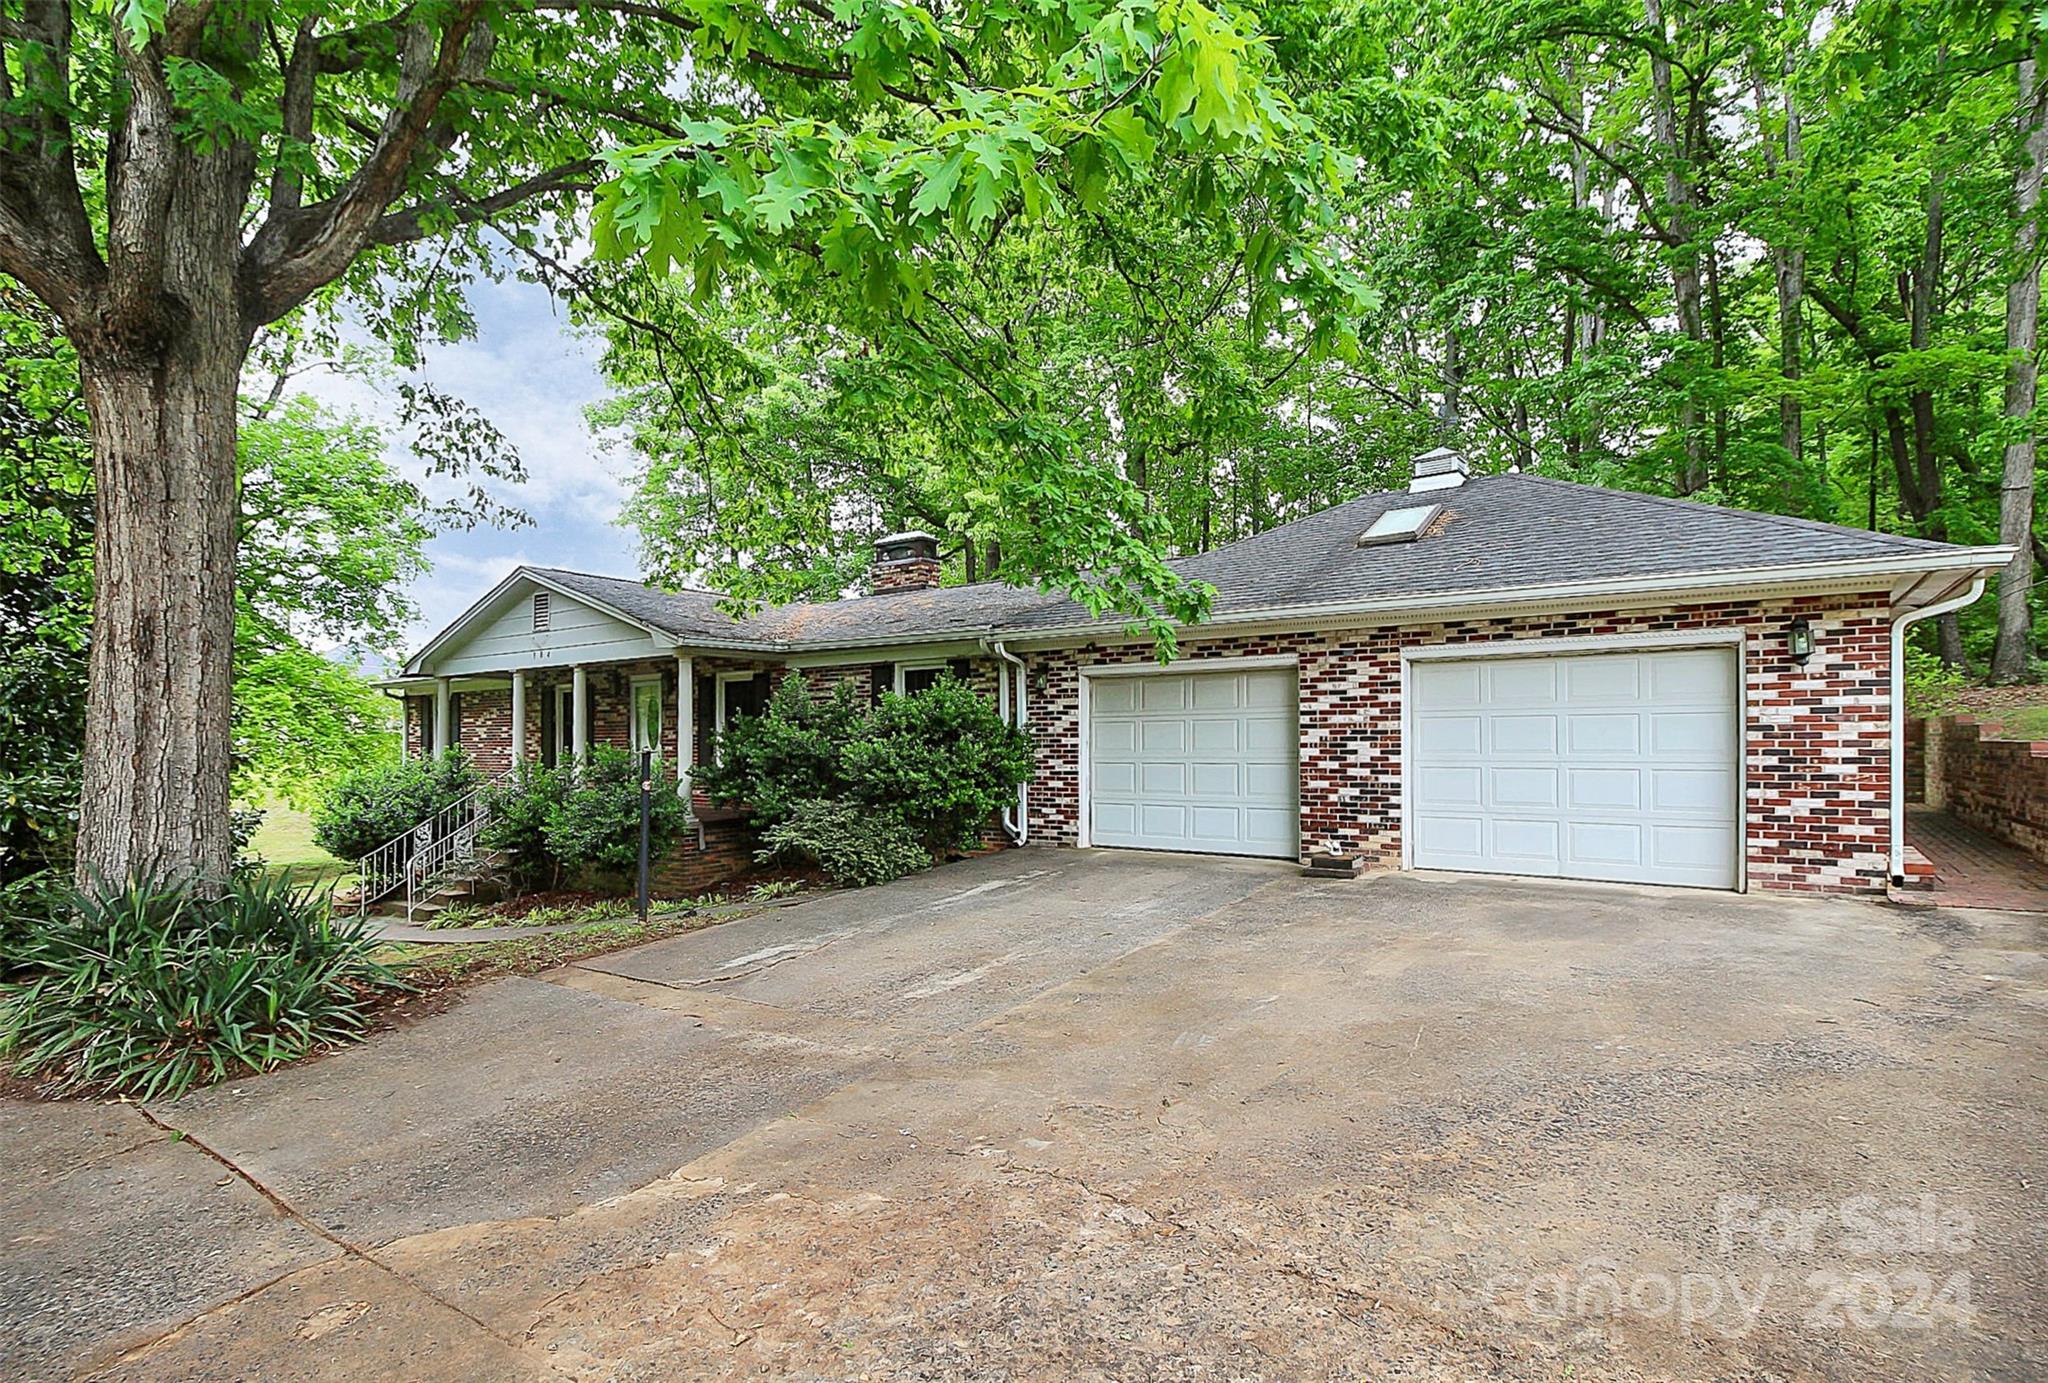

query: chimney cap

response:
[874,530,940,562]
[1410,446,1470,492]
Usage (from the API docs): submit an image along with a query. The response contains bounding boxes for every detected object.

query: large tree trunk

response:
[1995,53,2048,682]
[75,350,240,885]
[71,132,253,887]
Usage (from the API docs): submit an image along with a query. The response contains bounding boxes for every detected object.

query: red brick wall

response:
[1020,591,1894,894]
[1935,717,2048,863]
[1905,716,1927,804]
[652,817,757,897]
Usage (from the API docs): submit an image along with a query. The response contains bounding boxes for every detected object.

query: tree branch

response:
[242,4,493,326]
[368,157,598,245]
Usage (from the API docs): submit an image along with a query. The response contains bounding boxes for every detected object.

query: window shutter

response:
[540,684,557,767]
[947,658,972,684]
[448,691,463,745]
[695,673,715,756]
[870,663,893,706]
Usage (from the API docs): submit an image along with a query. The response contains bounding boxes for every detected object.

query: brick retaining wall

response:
[1927,717,2048,864]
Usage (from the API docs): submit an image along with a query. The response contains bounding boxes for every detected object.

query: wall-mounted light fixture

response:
[1787,617,1814,666]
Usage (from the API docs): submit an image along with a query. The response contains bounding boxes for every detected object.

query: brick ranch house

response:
[385,450,2011,896]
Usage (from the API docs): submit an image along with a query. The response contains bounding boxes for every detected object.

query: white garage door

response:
[1088,667,1298,858]
[1409,646,1741,889]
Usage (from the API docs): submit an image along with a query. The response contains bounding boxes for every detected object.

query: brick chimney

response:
[872,531,942,592]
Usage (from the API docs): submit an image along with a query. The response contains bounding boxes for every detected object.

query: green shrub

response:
[695,677,868,827]
[1,873,405,1099]
[848,677,1034,850]
[699,675,1032,860]
[543,746,691,879]
[311,749,478,862]
[757,799,931,887]
[478,762,570,892]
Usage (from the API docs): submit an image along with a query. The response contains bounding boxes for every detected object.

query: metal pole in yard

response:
[637,748,653,924]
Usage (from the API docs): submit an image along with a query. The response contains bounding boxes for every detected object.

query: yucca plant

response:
[1,872,406,1100]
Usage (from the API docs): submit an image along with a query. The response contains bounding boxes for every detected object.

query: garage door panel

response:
[1650,710,1736,757]
[1089,668,1299,859]
[1243,808,1296,847]
[1413,646,1739,890]
[1566,820,1645,868]
[1491,818,1562,866]
[1651,649,1738,701]
[1567,713,1641,755]
[1140,679,1188,712]
[1139,762,1187,795]
[1095,762,1137,795]
[1491,715,1558,754]
[1417,814,1485,860]
[1650,768,1733,814]
[1567,767,1642,810]
[1564,655,1642,701]
[1094,719,1137,752]
[1419,715,1482,755]
[1651,824,1735,871]
[1489,767,1559,809]
[1189,807,1243,841]
[1487,659,1558,704]
[1417,765,1483,808]
[1140,720,1186,752]
[1416,662,1482,706]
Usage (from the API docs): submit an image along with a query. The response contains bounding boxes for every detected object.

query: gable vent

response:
[533,591,552,632]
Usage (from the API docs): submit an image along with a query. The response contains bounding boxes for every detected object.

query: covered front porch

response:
[384,655,774,787]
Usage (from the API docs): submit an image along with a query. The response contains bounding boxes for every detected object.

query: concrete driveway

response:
[6,849,2045,1380]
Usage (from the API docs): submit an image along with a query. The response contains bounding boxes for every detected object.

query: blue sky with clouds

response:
[295,273,649,663]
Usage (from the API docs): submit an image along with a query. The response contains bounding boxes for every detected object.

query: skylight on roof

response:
[1356,503,1441,547]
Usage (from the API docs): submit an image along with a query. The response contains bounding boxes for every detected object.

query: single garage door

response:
[1088,667,1298,858]
[1409,646,1740,889]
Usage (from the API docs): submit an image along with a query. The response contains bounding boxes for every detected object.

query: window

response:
[1355,503,1441,547]
[630,676,663,760]
[715,671,765,730]
[533,591,551,631]
[552,684,574,765]
[895,660,950,695]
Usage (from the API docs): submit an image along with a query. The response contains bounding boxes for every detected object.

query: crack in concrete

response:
[110,1107,570,1379]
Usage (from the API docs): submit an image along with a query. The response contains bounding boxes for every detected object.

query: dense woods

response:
[598,0,2047,676]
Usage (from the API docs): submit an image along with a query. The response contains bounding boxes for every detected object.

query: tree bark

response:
[1994,53,2048,682]
[1642,0,1707,493]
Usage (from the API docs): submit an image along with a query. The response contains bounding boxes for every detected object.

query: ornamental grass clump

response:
[1,872,405,1100]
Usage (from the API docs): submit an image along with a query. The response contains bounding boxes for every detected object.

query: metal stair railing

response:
[353,769,511,920]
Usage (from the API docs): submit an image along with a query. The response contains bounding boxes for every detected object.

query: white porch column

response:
[571,664,589,765]
[510,669,527,766]
[675,655,694,808]
[433,677,452,756]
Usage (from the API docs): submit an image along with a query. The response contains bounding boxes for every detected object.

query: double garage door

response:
[1409,646,1741,888]
[1085,645,1741,888]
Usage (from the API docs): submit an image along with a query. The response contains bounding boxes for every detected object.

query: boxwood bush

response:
[477,747,690,891]
[1,873,404,1099]
[698,674,1032,883]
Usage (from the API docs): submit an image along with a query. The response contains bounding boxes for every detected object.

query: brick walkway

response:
[1905,808,2048,912]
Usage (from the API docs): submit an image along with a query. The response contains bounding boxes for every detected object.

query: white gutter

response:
[1888,575,1987,881]
[985,639,1029,844]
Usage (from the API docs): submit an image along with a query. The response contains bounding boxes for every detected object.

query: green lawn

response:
[245,799,354,889]
[1986,704,2048,740]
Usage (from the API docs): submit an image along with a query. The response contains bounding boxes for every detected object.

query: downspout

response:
[986,638,1029,844]
[1888,575,1985,881]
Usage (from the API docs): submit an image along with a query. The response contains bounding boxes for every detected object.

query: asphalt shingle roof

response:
[525,475,1969,650]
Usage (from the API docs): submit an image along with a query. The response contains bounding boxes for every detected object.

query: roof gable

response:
[406,571,673,676]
